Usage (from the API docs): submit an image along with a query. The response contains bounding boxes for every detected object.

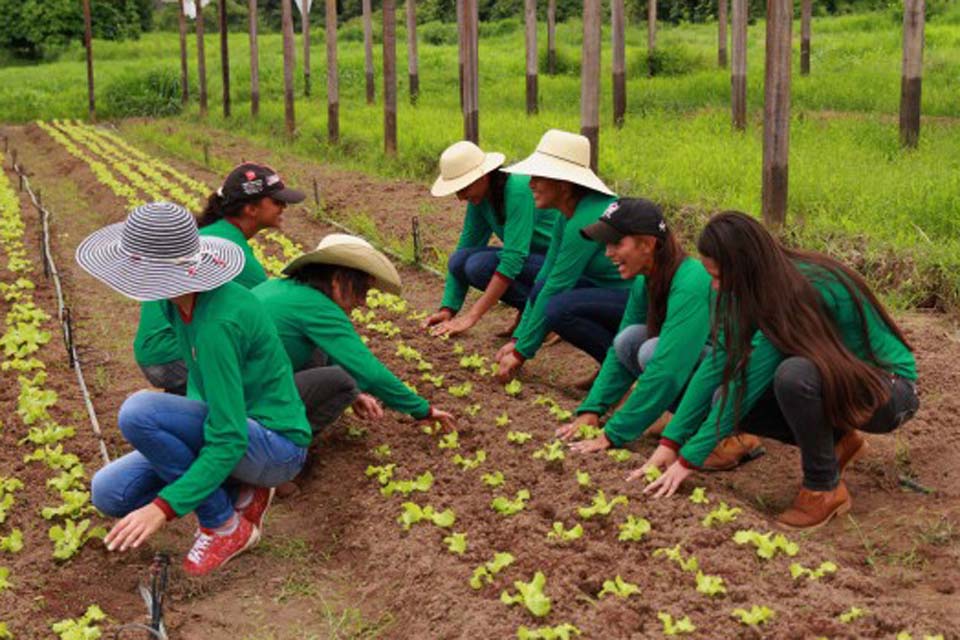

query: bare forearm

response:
[463,273,511,322]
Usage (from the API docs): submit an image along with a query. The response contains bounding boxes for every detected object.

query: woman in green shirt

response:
[134,162,304,395]
[253,234,457,432]
[423,141,557,338]
[634,212,919,530]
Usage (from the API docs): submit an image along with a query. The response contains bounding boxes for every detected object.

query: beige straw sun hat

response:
[430,141,506,197]
[503,129,614,196]
[282,234,402,295]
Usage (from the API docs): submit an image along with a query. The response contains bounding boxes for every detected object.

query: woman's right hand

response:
[422,308,453,329]
[555,412,599,442]
[420,406,457,432]
[626,444,678,483]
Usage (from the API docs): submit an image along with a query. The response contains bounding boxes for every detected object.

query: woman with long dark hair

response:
[423,141,557,337]
[633,212,919,530]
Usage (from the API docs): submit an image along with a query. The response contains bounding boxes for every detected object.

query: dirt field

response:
[1,121,958,639]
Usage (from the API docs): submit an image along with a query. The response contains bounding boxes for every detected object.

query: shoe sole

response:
[701,446,767,472]
[183,525,262,577]
[244,487,276,544]
[776,500,852,532]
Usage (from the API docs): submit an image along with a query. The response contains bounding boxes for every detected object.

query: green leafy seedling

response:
[598,575,640,599]
[505,379,523,396]
[658,612,696,635]
[452,342,465,355]
[644,466,662,483]
[421,421,442,435]
[448,382,473,398]
[575,470,591,488]
[51,604,107,640]
[452,450,487,471]
[695,571,727,596]
[654,544,699,572]
[701,501,741,527]
[533,440,566,462]
[0,529,23,553]
[578,490,628,519]
[689,487,709,504]
[548,404,573,422]
[481,471,505,488]
[495,412,510,427]
[838,606,866,623]
[464,403,482,417]
[443,532,468,555]
[491,490,530,516]
[397,503,455,530]
[576,423,604,440]
[438,431,460,450]
[500,571,551,617]
[380,471,434,497]
[733,530,799,559]
[459,353,488,371]
[607,449,631,463]
[470,552,515,589]
[371,444,391,459]
[617,515,652,542]
[516,623,581,640]
[731,605,776,626]
[0,567,10,593]
[365,463,396,485]
[546,522,583,543]
[50,519,106,561]
[507,431,533,445]
[789,561,838,581]
[421,373,445,387]
[416,359,434,372]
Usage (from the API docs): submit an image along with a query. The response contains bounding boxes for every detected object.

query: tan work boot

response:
[701,433,765,471]
[835,430,867,476]
[573,368,599,391]
[776,481,851,530]
[496,310,523,338]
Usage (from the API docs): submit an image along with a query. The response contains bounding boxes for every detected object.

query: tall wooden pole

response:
[178,0,190,105]
[249,0,260,117]
[383,0,397,154]
[326,0,339,141]
[647,0,656,76]
[731,0,747,130]
[280,0,296,136]
[718,0,728,68]
[302,0,311,97]
[195,0,208,117]
[581,0,601,173]
[219,0,230,117]
[82,0,95,121]
[800,0,812,75]
[461,0,479,143]
[407,0,419,104]
[524,0,538,114]
[362,0,375,104]
[762,0,792,227]
[547,0,557,74]
[612,0,626,127]
[900,0,924,148]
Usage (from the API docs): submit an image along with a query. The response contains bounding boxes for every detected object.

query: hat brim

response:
[281,244,402,295]
[272,187,306,204]
[75,223,246,302]
[580,220,625,244]
[503,152,615,196]
[430,152,506,197]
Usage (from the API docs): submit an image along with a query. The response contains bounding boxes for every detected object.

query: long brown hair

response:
[290,263,373,311]
[645,231,686,337]
[697,211,911,431]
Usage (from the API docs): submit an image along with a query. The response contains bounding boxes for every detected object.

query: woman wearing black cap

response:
[133,163,305,395]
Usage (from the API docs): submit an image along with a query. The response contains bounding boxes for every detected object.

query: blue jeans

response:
[447,247,546,310]
[529,279,630,363]
[91,391,307,528]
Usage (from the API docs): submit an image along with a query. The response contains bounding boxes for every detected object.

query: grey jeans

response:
[139,360,188,396]
[294,350,360,433]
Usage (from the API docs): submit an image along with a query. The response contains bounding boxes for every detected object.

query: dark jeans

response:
[739,356,920,491]
[294,350,360,433]
[139,360,188,396]
[447,246,546,310]
[528,278,630,363]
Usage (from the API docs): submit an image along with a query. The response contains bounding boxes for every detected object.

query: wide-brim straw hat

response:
[430,141,506,197]
[282,233,402,295]
[503,129,614,196]
[75,201,245,302]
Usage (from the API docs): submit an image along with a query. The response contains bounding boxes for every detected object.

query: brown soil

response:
[1,121,957,639]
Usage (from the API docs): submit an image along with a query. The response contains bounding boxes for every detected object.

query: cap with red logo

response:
[218,162,306,207]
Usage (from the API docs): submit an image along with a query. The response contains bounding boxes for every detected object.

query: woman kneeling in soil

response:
[81,202,311,576]
[253,234,457,433]
[422,141,558,338]
[134,162,304,395]
[494,130,633,385]
[633,212,919,530]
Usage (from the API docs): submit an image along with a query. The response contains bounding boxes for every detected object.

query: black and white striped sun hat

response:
[75,201,245,301]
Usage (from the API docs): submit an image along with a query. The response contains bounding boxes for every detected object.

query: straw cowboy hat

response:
[75,201,245,301]
[503,129,614,196]
[282,234,402,295]
[430,141,506,197]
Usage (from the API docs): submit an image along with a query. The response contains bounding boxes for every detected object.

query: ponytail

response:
[197,191,248,228]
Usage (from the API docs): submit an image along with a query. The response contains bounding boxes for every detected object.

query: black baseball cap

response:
[218,162,306,207]
[580,197,668,244]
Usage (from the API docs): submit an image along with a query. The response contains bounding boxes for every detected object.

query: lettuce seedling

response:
[546,522,583,543]
[417,360,434,372]
[533,440,566,462]
[533,395,554,407]
[644,466,662,483]
[452,450,487,471]
[578,490,628,519]
[516,623,581,640]
[576,423,604,440]
[448,382,473,398]
[347,425,369,439]
[495,412,510,427]
[18,423,75,447]
[598,575,640,599]
[0,478,23,525]
[459,353,488,371]
[23,445,79,471]
[395,342,423,362]
[453,342,465,355]
[505,379,523,396]
[464,404,482,417]
[548,405,573,422]
[491,490,530,516]
[657,612,696,635]
[51,604,107,640]
[407,309,428,321]
[482,471,506,488]
[41,490,95,519]
[695,571,727,596]
[0,567,10,593]
[617,515,652,542]
[838,606,866,623]
[789,561,838,581]
[438,431,460,450]
[365,463,396,485]
[470,552,515,589]
[397,502,455,530]
[352,306,376,324]
[443,532,468,555]
[421,373,445,388]
[576,470,591,488]
[731,605,775,626]
[507,431,533,445]
[733,530,799,560]
[500,571,551,617]
[421,421,442,436]
[49,519,106,561]
[607,449,631,463]
[689,487,709,504]
[371,444,391,459]
[0,529,23,553]
[701,502,741,527]
[380,471,434,497]
[402,381,418,394]
[367,320,401,338]
[654,544,699,572]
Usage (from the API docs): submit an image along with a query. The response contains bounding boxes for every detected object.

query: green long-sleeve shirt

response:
[577,258,712,446]
[512,191,632,359]
[663,262,918,467]
[133,218,267,367]
[253,278,431,419]
[440,173,557,311]
[158,282,310,516]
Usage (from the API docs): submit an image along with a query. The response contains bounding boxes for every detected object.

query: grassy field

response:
[2,7,960,307]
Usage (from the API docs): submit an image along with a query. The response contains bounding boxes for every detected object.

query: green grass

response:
[3,8,960,307]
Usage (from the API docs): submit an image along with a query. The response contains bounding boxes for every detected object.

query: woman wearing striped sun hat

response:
[77,201,311,577]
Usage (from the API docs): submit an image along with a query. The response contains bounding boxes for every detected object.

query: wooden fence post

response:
[547,0,556,74]
[326,0,339,142]
[900,0,924,148]
[762,0,792,227]
[581,0,601,172]
[82,0,95,121]
[647,0,656,76]
[800,0,812,75]
[219,0,230,117]
[461,0,479,143]
[362,0,375,104]
[524,0,538,114]
[383,0,397,155]
[612,0,626,127]
[178,0,190,104]
[280,0,296,137]
[195,0,208,117]
[457,0,464,110]
[407,0,420,104]
[302,0,311,97]
[718,0,728,68]
[731,0,747,130]
[249,0,260,117]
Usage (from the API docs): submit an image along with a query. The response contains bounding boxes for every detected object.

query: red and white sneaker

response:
[238,486,276,533]
[183,516,260,577]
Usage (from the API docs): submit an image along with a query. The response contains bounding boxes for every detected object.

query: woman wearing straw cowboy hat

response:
[423,141,557,338]
[253,234,458,434]
[134,162,305,396]
[79,202,311,577]
[494,130,633,385]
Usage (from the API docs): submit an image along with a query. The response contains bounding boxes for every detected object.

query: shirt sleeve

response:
[440,206,494,311]
[495,181,536,282]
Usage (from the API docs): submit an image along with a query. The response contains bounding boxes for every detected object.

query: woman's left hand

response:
[352,393,384,420]
[431,314,476,338]
[496,352,523,383]
[569,433,611,454]
[642,461,693,498]
[104,503,167,552]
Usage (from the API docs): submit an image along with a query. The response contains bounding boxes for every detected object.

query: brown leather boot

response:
[835,430,867,476]
[573,368,599,391]
[496,310,523,338]
[701,434,765,471]
[776,481,851,530]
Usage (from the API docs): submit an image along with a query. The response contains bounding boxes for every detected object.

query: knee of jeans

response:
[117,390,157,443]
[544,296,569,325]
[613,325,644,367]
[90,467,126,517]
[464,252,498,287]
[331,366,359,395]
[773,356,820,399]
[636,337,660,370]
[447,249,471,279]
